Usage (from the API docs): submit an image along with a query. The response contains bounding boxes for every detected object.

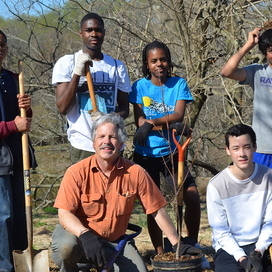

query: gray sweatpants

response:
[51,224,148,272]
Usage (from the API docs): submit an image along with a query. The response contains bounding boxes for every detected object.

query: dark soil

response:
[153,252,201,262]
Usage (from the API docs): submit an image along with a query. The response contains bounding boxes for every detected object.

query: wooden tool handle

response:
[18,60,33,248]
[85,63,98,112]
[18,61,31,202]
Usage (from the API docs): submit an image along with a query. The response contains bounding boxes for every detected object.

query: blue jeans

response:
[0,172,27,272]
[0,175,14,272]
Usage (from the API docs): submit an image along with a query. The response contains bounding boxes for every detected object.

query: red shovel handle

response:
[172,128,192,206]
[172,128,192,163]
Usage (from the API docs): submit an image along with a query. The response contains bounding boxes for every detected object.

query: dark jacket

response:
[0,68,35,174]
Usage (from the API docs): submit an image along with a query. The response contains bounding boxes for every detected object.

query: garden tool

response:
[164,127,192,252]
[102,223,142,272]
[12,60,49,272]
[86,63,101,121]
[172,127,193,234]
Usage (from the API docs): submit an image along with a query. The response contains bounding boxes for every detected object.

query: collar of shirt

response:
[90,155,124,173]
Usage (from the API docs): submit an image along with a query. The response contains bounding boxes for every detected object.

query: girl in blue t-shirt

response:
[129,41,201,255]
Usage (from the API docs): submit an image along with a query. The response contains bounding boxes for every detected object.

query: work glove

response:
[173,242,202,256]
[170,122,191,136]
[133,122,153,147]
[74,53,93,76]
[239,257,248,270]
[79,230,106,268]
[246,251,263,272]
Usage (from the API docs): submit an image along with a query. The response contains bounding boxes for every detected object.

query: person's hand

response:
[14,116,32,132]
[173,243,202,256]
[79,230,106,268]
[133,122,153,147]
[238,257,248,270]
[169,122,191,136]
[246,28,261,48]
[74,53,93,76]
[17,94,31,111]
[246,250,263,272]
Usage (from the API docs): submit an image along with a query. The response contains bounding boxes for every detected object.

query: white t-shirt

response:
[52,50,131,152]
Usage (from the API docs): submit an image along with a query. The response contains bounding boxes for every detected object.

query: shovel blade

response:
[13,248,49,272]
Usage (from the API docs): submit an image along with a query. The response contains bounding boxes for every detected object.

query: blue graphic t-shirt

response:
[129,77,194,157]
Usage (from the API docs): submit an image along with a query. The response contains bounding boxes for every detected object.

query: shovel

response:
[85,63,101,120]
[12,60,49,272]
[164,127,193,252]
[172,127,193,236]
[102,223,142,272]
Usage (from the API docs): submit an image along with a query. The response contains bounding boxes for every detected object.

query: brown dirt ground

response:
[32,192,215,272]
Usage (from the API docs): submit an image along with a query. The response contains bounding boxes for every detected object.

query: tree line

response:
[0,0,270,205]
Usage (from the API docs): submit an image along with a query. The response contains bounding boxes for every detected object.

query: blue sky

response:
[0,0,66,19]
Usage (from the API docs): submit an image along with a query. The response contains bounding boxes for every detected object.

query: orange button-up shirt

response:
[54,155,168,241]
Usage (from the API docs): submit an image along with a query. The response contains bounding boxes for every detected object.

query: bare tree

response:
[0,0,271,205]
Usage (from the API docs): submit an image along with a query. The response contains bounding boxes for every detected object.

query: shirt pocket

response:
[116,192,136,217]
[81,193,104,220]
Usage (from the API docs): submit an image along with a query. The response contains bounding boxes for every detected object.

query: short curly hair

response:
[80,13,104,28]
[0,30,7,42]
[258,29,272,55]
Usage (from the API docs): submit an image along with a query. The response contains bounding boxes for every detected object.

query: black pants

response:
[133,151,196,190]
[214,245,271,272]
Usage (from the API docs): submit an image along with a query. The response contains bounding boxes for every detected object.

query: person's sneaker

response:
[195,243,211,270]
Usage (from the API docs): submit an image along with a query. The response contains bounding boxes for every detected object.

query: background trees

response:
[0,0,271,206]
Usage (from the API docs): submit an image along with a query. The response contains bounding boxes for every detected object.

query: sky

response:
[0,0,66,19]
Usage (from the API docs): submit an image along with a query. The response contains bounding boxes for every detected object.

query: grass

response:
[43,206,58,214]
[34,222,47,228]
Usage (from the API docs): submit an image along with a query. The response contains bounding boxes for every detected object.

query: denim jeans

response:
[0,171,27,272]
[0,175,14,272]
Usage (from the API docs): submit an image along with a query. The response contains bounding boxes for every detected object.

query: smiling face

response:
[80,18,105,53]
[146,48,169,85]
[226,133,256,179]
[93,122,122,164]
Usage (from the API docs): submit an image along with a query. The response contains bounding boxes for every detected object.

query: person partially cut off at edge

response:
[0,30,33,272]
[221,24,272,168]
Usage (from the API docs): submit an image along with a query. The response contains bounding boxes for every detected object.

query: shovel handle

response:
[18,60,31,197]
[172,129,192,206]
[18,60,34,252]
[85,63,98,112]
[102,224,142,272]
[172,128,192,163]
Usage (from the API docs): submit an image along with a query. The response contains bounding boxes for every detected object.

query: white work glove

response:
[74,53,92,76]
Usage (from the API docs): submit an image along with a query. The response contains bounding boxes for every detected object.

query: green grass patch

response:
[43,206,58,214]
[34,222,47,228]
